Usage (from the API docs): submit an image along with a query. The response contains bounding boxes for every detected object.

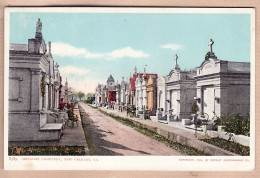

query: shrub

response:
[67,108,78,126]
[191,104,199,113]
[213,113,250,136]
[205,52,210,60]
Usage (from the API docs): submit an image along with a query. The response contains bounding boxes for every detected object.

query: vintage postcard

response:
[4,7,255,170]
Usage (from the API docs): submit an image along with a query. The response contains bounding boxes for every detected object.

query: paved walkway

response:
[79,103,182,156]
[99,106,205,140]
[59,103,89,155]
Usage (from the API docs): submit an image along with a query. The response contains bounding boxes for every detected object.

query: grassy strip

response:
[200,138,250,156]
[79,107,98,156]
[92,106,207,156]
[9,146,85,156]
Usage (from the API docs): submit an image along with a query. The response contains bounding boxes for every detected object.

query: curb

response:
[99,107,239,156]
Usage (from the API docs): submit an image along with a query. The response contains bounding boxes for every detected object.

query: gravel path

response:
[79,103,182,156]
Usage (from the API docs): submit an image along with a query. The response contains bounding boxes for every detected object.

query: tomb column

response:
[30,69,42,111]
[214,84,228,118]
[45,83,49,110]
[55,85,59,109]
[196,86,202,113]
[166,90,170,114]
[164,89,167,116]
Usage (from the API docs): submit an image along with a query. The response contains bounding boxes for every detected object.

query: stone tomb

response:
[135,70,158,118]
[165,55,197,123]
[9,19,64,143]
[135,74,147,117]
[156,76,167,122]
[117,77,129,112]
[195,39,250,120]
[146,75,157,116]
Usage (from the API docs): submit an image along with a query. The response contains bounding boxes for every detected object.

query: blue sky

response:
[9,11,251,93]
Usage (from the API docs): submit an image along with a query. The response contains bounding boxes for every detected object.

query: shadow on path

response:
[79,105,151,156]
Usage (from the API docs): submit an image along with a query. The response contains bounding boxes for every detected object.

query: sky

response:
[9,11,251,94]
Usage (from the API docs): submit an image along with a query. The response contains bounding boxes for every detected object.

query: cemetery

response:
[93,39,251,155]
[8,18,251,156]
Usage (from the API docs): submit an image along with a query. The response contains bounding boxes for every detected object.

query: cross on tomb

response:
[208,39,214,53]
[175,54,178,65]
[174,54,180,69]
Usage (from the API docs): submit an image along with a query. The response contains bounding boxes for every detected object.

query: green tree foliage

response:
[205,51,210,60]
[77,91,85,101]
[85,93,95,104]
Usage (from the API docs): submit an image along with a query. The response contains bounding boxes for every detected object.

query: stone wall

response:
[9,68,32,112]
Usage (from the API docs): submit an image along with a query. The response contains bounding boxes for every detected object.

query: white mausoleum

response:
[165,54,197,122]
[195,39,250,120]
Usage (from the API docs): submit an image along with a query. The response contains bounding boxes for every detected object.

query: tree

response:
[77,91,85,101]
[85,93,95,104]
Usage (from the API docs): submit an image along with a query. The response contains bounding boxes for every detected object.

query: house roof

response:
[129,73,158,91]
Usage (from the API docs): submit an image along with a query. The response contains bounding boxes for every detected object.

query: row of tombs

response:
[8,19,74,143]
[95,39,250,129]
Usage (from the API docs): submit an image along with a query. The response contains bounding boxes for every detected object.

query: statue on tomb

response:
[134,66,137,74]
[36,18,42,33]
[55,62,59,69]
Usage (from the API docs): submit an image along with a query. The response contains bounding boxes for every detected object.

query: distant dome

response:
[107,75,115,83]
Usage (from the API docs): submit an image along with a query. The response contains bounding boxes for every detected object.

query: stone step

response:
[39,123,64,140]
[40,123,63,131]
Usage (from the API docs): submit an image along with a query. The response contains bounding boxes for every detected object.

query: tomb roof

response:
[130,73,158,91]
[107,75,115,83]
[10,44,28,51]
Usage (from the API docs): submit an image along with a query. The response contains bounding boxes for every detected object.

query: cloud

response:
[161,44,182,51]
[106,47,149,60]
[52,42,103,58]
[59,66,90,76]
[64,77,106,95]
[52,42,149,60]
[59,65,95,94]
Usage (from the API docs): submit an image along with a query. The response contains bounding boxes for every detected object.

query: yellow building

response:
[146,75,157,116]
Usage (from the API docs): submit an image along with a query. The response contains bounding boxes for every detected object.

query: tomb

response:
[156,76,167,122]
[195,39,250,120]
[8,19,64,143]
[146,75,157,117]
[165,54,197,123]
[135,67,158,118]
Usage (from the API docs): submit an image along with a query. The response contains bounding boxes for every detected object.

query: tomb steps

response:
[39,111,67,141]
